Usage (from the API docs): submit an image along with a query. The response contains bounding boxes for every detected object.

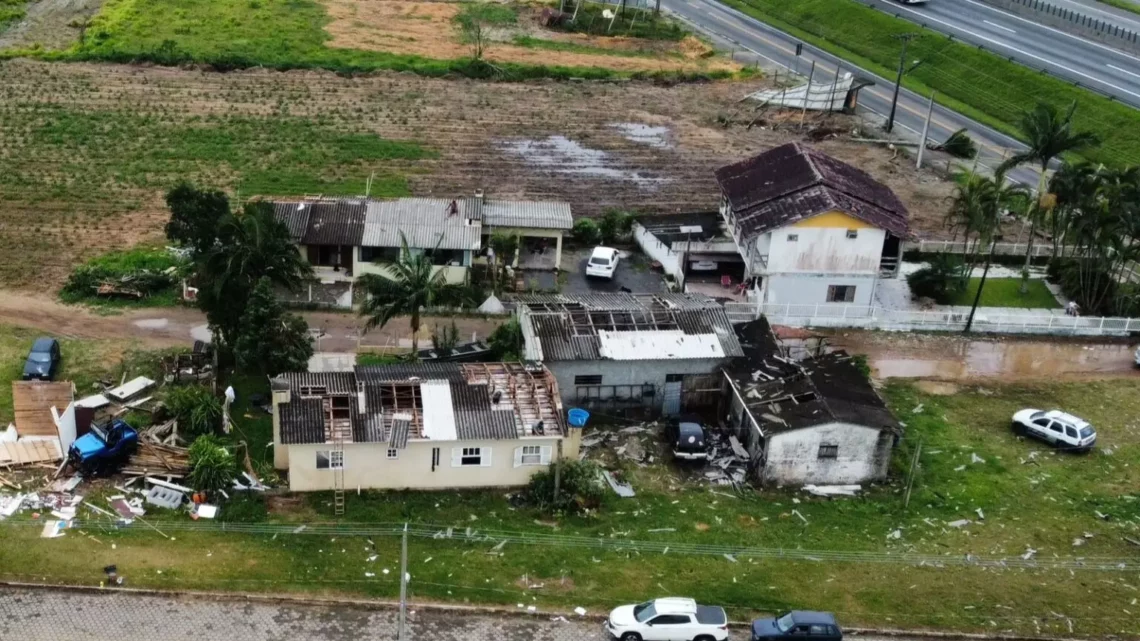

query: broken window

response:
[316,450,344,470]
[826,285,856,303]
[845,229,858,239]
[574,374,603,386]
[665,374,684,383]
[299,385,327,396]
[818,444,839,459]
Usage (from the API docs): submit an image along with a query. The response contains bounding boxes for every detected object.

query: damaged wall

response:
[547,358,726,411]
[762,421,889,485]
[286,436,564,491]
[767,223,885,275]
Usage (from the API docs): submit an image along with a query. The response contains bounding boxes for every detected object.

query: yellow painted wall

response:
[792,211,874,230]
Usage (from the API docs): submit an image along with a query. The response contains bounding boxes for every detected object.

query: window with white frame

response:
[316,450,344,470]
[460,447,483,466]
[387,449,399,460]
[521,445,542,465]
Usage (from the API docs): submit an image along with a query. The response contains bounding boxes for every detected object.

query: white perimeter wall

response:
[764,274,878,305]
[762,422,891,485]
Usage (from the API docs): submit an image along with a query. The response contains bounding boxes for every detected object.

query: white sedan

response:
[606,598,728,641]
[586,246,620,279]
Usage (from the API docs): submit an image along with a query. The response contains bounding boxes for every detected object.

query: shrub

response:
[907,254,967,304]
[164,385,223,440]
[598,210,634,244]
[572,218,601,246]
[488,317,523,361]
[188,434,238,492]
[60,246,185,304]
[527,459,605,515]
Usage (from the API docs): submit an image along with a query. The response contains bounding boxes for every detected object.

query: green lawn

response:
[718,0,1140,168]
[0,0,25,31]
[1096,0,1140,16]
[951,277,1061,308]
[2,323,1138,638]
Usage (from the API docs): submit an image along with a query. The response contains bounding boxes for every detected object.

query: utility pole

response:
[886,34,917,134]
[916,91,936,170]
[799,60,815,130]
[965,236,1000,334]
[903,438,923,510]
[553,439,563,503]
[398,523,409,641]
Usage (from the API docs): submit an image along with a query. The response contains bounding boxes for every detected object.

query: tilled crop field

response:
[0,59,954,288]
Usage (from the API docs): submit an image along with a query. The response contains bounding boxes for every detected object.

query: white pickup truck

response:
[606,597,729,641]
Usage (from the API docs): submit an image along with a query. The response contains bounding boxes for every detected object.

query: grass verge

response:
[952,277,1061,308]
[0,0,25,31]
[2,342,1139,636]
[1096,0,1140,16]
[717,0,1140,167]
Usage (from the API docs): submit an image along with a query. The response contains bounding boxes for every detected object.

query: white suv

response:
[606,598,728,641]
[1011,409,1097,452]
[586,246,620,279]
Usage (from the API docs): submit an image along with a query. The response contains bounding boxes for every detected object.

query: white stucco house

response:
[714,143,911,306]
[723,318,901,486]
[510,292,743,416]
[270,362,578,492]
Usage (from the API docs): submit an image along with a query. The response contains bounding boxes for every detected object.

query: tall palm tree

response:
[358,233,469,353]
[946,168,1026,274]
[1046,161,1100,258]
[198,201,312,346]
[999,101,1099,290]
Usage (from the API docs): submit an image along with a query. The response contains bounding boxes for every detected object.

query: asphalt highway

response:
[866,0,1140,108]
[661,0,1044,185]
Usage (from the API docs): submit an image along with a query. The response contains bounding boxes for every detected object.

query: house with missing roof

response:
[271,362,577,492]
[723,318,901,485]
[270,192,573,294]
[511,293,743,415]
[714,143,910,306]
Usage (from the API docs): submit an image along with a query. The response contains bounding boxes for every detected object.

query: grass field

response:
[0,0,25,31]
[1097,0,1140,16]
[24,0,737,79]
[2,323,1138,637]
[719,0,1140,168]
[952,277,1061,309]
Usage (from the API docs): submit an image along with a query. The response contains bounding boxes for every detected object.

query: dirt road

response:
[828,331,1140,381]
[0,291,505,352]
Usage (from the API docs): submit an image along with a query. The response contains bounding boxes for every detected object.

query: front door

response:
[662,375,683,416]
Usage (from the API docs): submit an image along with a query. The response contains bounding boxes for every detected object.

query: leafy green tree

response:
[165,183,230,257]
[163,385,222,440]
[234,277,314,375]
[945,168,1027,274]
[598,210,633,244]
[999,102,1099,291]
[196,201,312,347]
[906,253,967,304]
[488,316,523,360]
[188,434,238,492]
[572,218,601,245]
[358,233,469,353]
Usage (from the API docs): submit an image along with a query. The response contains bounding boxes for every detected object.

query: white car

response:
[606,597,728,641]
[1134,346,1140,367]
[586,246,620,279]
[1011,409,1097,452]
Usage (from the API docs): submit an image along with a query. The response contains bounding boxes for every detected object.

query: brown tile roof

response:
[714,143,910,239]
[272,199,366,246]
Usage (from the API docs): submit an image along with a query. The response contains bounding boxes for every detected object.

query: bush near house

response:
[526,459,605,514]
[571,218,602,246]
[906,254,966,304]
[59,246,186,307]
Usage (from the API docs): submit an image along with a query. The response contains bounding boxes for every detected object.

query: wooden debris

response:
[123,441,190,478]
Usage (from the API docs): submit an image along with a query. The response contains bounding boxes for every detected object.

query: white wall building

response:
[714,143,910,306]
[271,362,578,492]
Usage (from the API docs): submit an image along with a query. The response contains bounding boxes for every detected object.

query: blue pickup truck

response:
[68,419,139,476]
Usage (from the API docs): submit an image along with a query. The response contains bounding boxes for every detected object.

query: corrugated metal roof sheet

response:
[354,412,386,444]
[271,199,366,246]
[421,380,457,440]
[272,202,311,241]
[597,330,726,360]
[389,414,411,449]
[482,200,573,230]
[355,363,466,383]
[278,372,358,395]
[714,142,909,240]
[279,397,325,444]
[363,198,482,250]
[450,381,520,440]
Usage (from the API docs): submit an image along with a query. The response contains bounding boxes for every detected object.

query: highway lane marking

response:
[885,1,1140,101]
[983,20,1016,34]
[677,0,1013,156]
[956,0,1140,65]
[1108,63,1140,80]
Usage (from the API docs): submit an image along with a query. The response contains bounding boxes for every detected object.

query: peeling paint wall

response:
[767,226,885,274]
[762,422,891,485]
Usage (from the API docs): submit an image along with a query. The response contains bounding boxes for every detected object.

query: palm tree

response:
[1046,161,1100,258]
[358,233,469,353]
[999,101,1100,290]
[946,168,1026,274]
[197,201,313,346]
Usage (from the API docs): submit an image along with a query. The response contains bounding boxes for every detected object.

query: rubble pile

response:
[702,430,749,488]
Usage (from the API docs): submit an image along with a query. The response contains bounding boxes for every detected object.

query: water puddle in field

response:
[609,123,672,149]
[830,333,1138,381]
[497,135,670,185]
[132,318,169,330]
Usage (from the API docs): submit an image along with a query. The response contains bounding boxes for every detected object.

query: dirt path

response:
[0,291,505,352]
[826,330,1140,381]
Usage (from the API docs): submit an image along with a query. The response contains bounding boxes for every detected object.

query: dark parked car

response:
[665,417,708,462]
[752,611,842,641]
[22,337,60,381]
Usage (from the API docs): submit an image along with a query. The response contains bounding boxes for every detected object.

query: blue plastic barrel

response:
[567,408,590,427]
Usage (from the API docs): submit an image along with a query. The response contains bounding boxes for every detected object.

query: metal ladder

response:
[326,399,346,516]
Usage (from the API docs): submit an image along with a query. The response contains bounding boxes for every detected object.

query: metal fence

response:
[723,302,1140,336]
[905,239,1056,258]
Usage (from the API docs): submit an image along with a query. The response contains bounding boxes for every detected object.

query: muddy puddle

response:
[830,333,1139,381]
[497,135,670,185]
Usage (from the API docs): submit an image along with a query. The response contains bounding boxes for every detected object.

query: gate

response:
[662,375,683,416]
[682,373,724,412]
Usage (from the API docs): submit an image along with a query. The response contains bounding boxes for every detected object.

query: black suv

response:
[22,337,60,381]
[752,611,842,641]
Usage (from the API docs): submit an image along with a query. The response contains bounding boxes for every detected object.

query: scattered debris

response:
[601,470,635,498]
[887,529,902,540]
[947,519,971,528]
[803,484,861,497]
[971,452,985,464]
[574,607,587,616]
[975,508,985,521]
[723,553,738,563]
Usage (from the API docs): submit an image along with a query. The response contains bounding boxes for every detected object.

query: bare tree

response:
[463,19,488,62]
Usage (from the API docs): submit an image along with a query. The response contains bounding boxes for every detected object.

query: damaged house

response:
[511,293,743,415]
[723,319,901,485]
[271,362,578,492]
[715,142,910,306]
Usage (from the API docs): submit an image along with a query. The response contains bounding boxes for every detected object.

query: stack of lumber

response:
[123,441,190,478]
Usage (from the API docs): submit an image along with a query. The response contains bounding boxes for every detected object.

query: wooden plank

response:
[12,381,74,438]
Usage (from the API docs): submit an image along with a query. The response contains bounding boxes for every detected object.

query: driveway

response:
[561,248,665,294]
